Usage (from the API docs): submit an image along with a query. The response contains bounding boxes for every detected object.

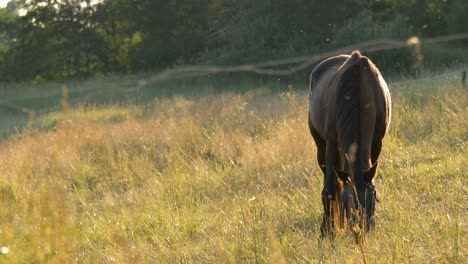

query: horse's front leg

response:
[320,142,338,238]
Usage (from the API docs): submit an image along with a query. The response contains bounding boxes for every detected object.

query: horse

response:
[308,50,391,239]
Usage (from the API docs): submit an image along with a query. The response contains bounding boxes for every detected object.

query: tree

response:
[2,0,107,80]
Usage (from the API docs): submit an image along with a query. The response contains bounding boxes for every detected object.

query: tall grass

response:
[0,74,466,262]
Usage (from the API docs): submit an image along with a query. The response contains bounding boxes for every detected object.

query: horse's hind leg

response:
[309,126,326,176]
[309,126,333,237]
[308,123,338,237]
[367,139,382,231]
[320,142,338,238]
[371,139,382,165]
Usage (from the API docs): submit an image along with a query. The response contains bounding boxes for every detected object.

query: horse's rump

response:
[309,51,390,173]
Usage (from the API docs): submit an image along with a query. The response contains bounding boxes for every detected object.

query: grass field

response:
[0,71,466,263]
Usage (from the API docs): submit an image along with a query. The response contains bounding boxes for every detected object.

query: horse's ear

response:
[363,161,379,183]
[334,169,349,182]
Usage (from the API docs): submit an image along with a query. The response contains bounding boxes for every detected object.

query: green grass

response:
[0,73,289,139]
[0,71,466,263]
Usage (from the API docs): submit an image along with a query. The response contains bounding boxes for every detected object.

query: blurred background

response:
[0,0,466,82]
[0,0,467,138]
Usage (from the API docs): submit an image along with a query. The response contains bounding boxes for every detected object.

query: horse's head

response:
[335,161,379,237]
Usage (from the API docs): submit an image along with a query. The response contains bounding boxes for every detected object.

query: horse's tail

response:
[336,50,379,172]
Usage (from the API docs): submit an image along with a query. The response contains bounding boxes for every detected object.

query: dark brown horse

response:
[308,51,391,239]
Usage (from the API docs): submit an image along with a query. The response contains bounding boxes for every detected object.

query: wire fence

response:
[137,33,468,85]
[1,33,467,137]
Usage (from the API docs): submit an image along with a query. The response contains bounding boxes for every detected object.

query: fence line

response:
[1,33,468,122]
[138,33,468,86]
[0,99,35,114]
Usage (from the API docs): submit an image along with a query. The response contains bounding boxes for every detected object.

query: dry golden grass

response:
[0,77,466,263]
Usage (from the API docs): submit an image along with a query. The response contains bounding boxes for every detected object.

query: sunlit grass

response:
[0,74,466,262]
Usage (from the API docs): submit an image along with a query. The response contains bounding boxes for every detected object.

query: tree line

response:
[0,0,466,82]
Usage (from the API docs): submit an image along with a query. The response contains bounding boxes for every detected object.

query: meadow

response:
[0,70,466,263]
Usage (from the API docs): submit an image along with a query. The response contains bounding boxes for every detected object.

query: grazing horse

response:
[308,51,391,239]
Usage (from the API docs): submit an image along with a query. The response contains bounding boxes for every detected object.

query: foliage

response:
[0,0,467,81]
[0,72,466,262]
